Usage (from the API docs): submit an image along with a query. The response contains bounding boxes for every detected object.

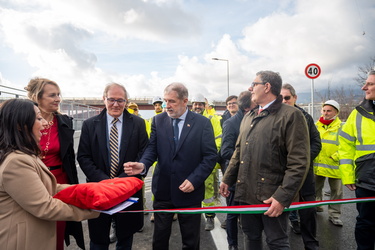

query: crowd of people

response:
[0,70,374,250]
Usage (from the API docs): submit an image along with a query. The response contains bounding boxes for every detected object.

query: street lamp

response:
[212,57,229,97]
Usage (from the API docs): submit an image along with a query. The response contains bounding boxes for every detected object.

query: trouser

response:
[315,175,343,219]
[355,187,375,250]
[240,202,290,250]
[88,213,134,250]
[299,194,319,250]
[226,186,239,247]
[203,168,219,218]
[153,199,201,250]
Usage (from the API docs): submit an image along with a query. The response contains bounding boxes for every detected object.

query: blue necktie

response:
[173,118,181,148]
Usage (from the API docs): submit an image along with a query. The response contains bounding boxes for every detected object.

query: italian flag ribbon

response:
[120,197,375,214]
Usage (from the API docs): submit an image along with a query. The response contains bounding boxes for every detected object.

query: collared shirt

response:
[106,112,124,151]
[259,99,277,110]
[172,108,188,138]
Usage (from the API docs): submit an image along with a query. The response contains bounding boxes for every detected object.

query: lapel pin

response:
[187,124,191,127]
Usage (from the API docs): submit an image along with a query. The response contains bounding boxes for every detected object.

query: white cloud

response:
[0,0,374,101]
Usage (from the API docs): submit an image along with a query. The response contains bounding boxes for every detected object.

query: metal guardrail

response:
[60,101,102,130]
[0,85,102,130]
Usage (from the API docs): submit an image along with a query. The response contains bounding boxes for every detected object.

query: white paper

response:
[93,197,139,215]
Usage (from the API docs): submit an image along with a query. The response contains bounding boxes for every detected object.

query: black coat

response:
[56,114,85,249]
[295,105,322,197]
[77,108,149,233]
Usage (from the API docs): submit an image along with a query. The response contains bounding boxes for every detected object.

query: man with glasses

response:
[220,71,309,249]
[124,82,217,249]
[339,70,375,249]
[221,95,238,127]
[281,83,321,250]
[78,83,149,249]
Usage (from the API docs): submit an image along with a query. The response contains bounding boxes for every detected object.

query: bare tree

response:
[354,56,375,87]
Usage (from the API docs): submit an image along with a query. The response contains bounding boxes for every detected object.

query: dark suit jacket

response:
[56,114,86,249]
[140,110,217,207]
[56,114,78,184]
[77,108,148,232]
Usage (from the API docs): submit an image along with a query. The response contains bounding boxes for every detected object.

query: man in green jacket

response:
[220,70,309,249]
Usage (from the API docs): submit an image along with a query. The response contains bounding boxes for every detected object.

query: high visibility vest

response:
[314,117,342,178]
[339,107,375,185]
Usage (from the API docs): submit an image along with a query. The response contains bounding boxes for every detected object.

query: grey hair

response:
[164,82,189,100]
[256,70,282,96]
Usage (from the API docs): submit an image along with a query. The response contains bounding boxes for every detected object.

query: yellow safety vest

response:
[314,117,342,178]
[339,107,375,185]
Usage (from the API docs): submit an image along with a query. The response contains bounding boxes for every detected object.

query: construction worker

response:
[191,94,222,231]
[339,70,375,249]
[314,100,344,226]
[151,96,163,116]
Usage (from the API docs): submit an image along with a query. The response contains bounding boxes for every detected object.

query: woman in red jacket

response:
[25,78,85,250]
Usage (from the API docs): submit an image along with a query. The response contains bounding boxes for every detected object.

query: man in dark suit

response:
[77,83,149,250]
[124,82,217,250]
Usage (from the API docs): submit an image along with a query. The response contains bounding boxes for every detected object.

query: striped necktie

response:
[109,118,119,178]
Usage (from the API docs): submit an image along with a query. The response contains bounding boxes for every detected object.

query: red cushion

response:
[54,177,144,210]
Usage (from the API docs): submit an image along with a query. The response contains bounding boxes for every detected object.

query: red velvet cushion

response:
[54,177,144,210]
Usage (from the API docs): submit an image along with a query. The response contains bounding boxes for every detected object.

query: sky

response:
[0,0,374,102]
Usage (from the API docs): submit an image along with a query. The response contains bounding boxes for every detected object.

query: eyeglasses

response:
[227,102,237,105]
[283,96,292,101]
[106,98,126,105]
[251,82,266,88]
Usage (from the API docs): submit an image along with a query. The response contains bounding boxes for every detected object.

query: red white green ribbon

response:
[119,197,375,214]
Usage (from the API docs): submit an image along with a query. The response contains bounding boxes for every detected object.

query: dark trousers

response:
[299,194,319,250]
[289,194,319,250]
[88,213,136,250]
[355,187,375,250]
[240,202,290,250]
[226,186,239,247]
[153,199,201,250]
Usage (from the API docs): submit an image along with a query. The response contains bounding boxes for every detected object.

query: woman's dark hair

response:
[0,99,41,164]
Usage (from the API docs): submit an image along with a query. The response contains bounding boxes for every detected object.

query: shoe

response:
[229,245,238,250]
[290,221,301,234]
[137,226,144,232]
[109,232,117,243]
[329,218,343,226]
[221,220,226,229]
[316,207,323,212]
[173,213,178,221]
[150,213,155,222]
[205,217,215,231]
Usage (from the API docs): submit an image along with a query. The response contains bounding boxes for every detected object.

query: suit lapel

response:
[119,113,133,164]
[164,115,175,153]
[94,113,109,169]
[56,115,74,160]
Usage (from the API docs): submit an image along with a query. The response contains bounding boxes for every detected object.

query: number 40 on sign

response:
[305,63,321,79]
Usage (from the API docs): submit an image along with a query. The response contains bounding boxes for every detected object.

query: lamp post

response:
[212,58,229,97]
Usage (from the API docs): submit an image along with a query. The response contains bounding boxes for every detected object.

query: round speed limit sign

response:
[305,63,321,79]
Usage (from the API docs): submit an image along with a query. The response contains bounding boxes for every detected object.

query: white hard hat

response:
[152,96,163,105]
[323,100,340,112]
[191,94,206,103]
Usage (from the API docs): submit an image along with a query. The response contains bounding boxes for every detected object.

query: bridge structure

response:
[0,85,227,129]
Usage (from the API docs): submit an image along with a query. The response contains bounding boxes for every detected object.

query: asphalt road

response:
[64,167,359,250]
[67,132,358,249]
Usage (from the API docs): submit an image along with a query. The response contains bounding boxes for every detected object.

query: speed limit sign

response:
[305,63,321,79]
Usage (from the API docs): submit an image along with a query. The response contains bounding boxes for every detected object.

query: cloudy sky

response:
[0,0,374,101]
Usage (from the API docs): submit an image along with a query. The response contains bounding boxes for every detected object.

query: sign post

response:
[305,63,321,120]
